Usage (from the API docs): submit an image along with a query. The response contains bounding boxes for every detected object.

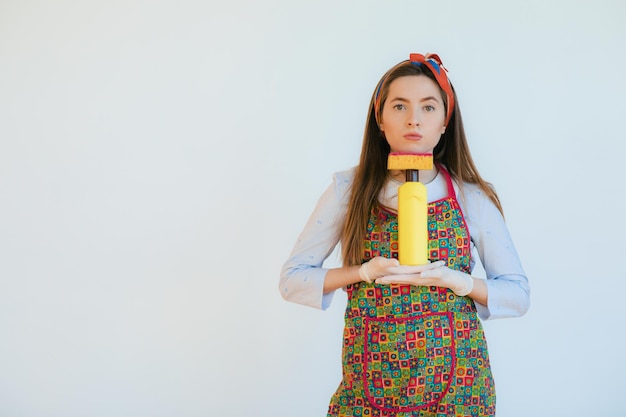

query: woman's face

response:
[380,75,446,154]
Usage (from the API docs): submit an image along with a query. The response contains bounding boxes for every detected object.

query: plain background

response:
[1,0,624,416]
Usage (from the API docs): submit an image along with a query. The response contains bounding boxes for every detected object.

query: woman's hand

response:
[375,262,474,296]
[359,257,445,284]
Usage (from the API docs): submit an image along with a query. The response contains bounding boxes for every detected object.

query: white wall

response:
[1,0,624,416]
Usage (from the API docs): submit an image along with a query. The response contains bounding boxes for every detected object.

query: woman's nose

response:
[407,109,420,126]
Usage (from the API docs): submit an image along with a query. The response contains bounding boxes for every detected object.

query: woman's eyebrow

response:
[389,96,441,103]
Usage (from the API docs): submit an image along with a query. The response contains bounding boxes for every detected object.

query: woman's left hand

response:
[375,263,474,296]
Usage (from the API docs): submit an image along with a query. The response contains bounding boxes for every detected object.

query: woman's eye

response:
[393,104,406,110]
[424,105,435,112]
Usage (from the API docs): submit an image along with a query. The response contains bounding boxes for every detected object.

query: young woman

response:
[280,53,530,417]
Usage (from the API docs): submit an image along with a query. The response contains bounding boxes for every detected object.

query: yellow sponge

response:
[387,153,433,170]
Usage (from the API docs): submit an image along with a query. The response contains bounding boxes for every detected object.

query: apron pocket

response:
[363,312,455,412]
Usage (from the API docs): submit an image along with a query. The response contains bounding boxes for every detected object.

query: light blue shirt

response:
[280,167,530,320]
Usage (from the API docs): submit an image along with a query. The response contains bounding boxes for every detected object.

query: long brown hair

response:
[340,60,503,267]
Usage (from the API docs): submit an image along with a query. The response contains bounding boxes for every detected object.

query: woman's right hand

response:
[358,256,445,283]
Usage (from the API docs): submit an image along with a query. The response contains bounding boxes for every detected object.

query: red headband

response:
[409,53,454,125]
[374,53,455,126]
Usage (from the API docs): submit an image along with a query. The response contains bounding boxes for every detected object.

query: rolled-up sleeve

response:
[461,185,531,320]
[279,169,353,310]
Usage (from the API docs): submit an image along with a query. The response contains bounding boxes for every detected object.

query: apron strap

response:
[437,164,457,199]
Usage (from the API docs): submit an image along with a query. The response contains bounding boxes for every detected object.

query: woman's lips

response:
[404,132,423,140]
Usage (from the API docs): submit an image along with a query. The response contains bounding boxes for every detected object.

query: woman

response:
[280,53,530,417]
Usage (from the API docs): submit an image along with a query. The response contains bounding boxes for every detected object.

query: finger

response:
[413,260,445,271]
[412,277,441,287]
[375,274,419,284]
[371,257,397,269]
[387,261,445,275]
[380,257,400,267]
[425,260,446,269]
[419,268,444,279]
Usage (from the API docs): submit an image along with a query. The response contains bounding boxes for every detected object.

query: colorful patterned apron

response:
[327,168,495,417]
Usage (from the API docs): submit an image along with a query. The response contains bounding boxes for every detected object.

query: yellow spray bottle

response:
[387,153,433,266]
